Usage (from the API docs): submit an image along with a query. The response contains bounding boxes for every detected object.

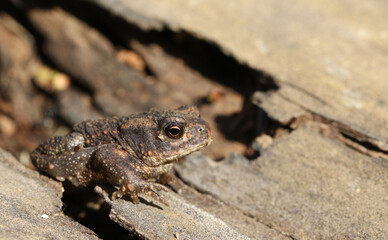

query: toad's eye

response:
[164,123,184,139]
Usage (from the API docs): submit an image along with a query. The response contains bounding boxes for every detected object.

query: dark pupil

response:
[168,127,180,136]
[165,124,183,139]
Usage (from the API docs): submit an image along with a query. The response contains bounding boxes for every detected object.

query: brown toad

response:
[31,105,211,205]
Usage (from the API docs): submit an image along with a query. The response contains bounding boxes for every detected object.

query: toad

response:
[31,105,211,205]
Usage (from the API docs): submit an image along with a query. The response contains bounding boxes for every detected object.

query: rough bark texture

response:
[176,130,388,239]
[0,149,100,240]
[95,186,251,240]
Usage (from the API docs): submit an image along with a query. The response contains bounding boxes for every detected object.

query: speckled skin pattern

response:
[31,105,211,205]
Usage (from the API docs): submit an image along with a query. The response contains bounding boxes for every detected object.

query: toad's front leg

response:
[94,145,169,206]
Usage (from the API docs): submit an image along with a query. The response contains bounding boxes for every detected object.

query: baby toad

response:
[31,105,211,205]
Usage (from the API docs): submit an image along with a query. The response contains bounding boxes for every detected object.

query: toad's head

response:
[120,105,212,167]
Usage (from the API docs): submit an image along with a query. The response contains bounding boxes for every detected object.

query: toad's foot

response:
[112,180,169,206]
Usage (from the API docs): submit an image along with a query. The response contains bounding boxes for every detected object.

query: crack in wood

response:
[273,92,388,159]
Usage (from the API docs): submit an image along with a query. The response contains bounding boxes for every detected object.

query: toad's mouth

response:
[166,139,212,161]
[146,138,212,167]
